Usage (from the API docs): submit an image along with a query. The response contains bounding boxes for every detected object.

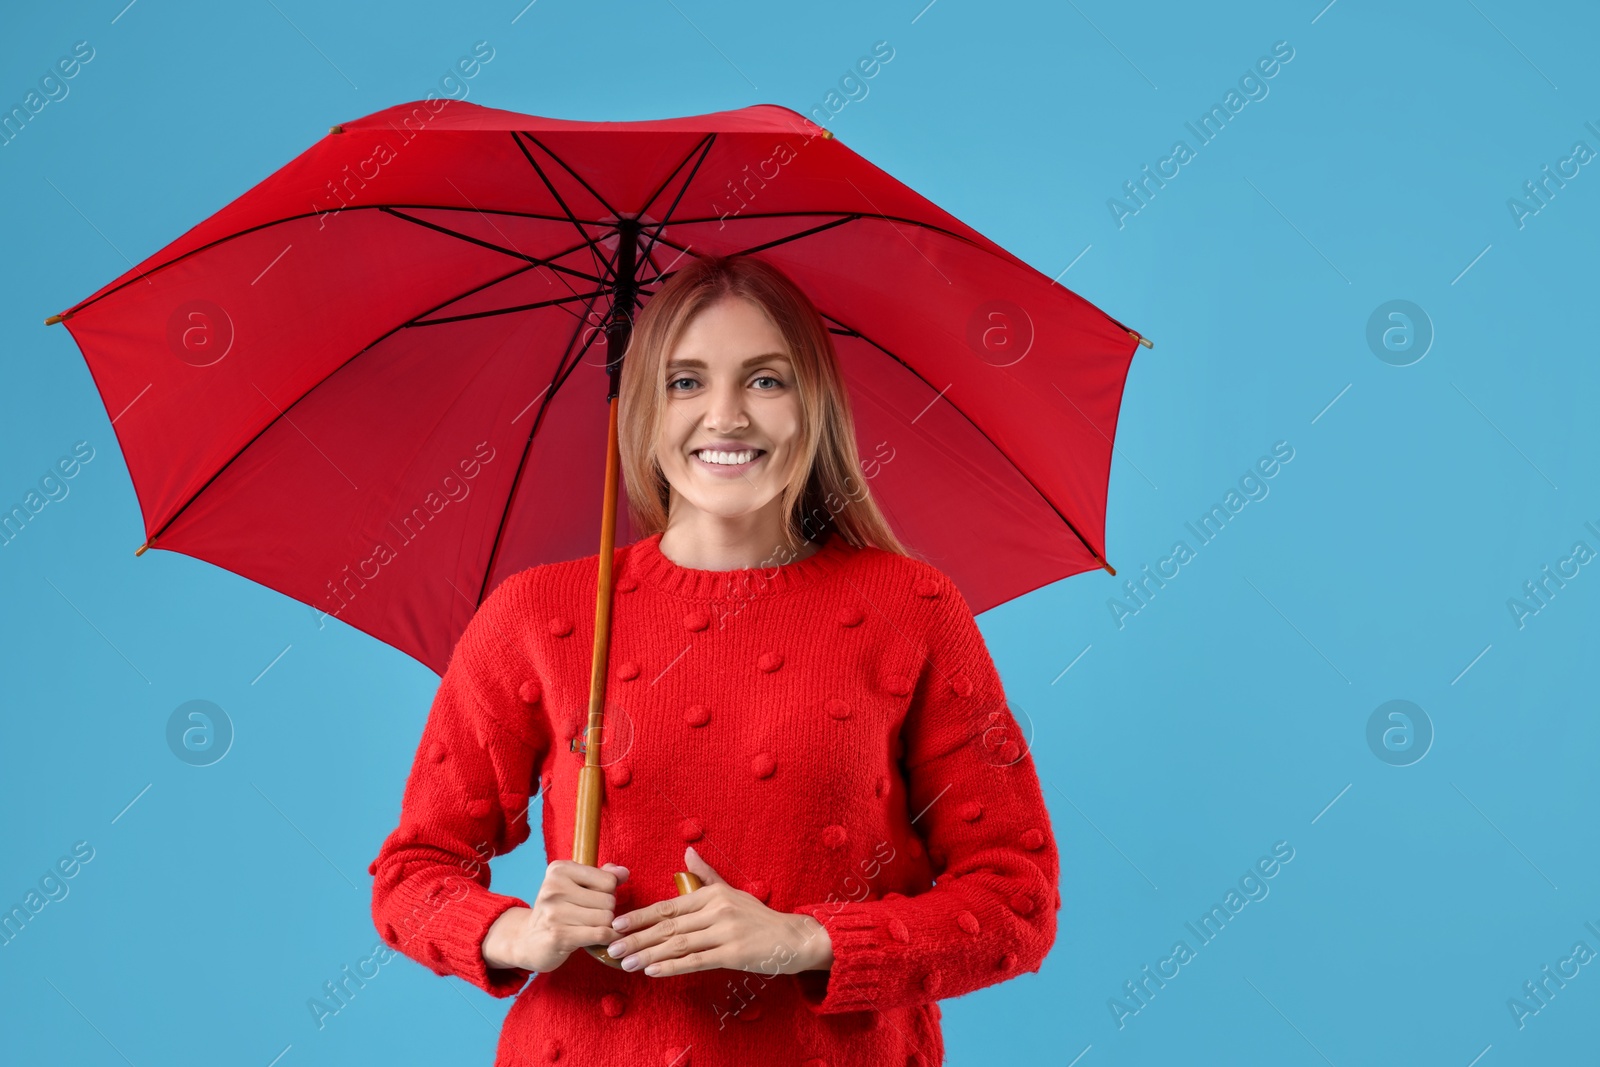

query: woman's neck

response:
[657,513,820,572]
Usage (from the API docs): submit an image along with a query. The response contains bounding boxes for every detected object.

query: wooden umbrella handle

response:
[575,392,702,971]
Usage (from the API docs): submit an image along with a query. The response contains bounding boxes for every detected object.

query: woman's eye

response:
[752,375,784,390]
[667,376,697,391]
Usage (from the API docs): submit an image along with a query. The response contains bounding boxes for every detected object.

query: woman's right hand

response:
[482,860,629,974]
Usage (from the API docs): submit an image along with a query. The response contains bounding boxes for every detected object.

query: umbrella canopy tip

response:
[45,313,65,326]
[329,124,344,134]
[135,540,151,557]
[1102,559,1117,577]
[1127,329,1153,349]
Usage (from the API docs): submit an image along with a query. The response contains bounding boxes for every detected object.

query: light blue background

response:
[3,1,1596,1064]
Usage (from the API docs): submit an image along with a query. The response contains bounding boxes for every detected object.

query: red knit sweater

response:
[369,529,1061,1066]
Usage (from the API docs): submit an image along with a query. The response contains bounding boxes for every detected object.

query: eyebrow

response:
[665,353,791,371]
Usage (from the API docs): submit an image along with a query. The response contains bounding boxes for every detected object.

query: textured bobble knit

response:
[369,529,1061,1066]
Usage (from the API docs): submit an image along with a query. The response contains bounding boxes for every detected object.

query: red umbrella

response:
[51,98,1145,671]
[49,98,1147,964]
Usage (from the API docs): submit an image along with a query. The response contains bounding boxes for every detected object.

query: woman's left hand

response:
[606,846,833,978]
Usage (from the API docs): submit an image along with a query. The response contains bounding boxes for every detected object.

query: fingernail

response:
[622,955,641,971]
[608,940,628,957]
[612,916,629,931]
[644,963,660,976]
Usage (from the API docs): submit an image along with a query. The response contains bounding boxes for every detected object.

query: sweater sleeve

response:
[788,571,1061,1015]
[368,573,552,999]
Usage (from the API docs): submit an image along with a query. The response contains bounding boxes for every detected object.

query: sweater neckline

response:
[627,529,853,600]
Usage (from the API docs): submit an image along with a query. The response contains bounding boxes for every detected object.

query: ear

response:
[684,845,724,886]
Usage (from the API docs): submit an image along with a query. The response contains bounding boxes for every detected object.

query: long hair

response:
[617,254,907,558]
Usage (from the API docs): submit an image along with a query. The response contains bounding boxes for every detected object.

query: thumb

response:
[684,845,723,885]
[602,862,630,884]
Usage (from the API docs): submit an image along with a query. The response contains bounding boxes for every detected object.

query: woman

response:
[369,254,1060,1066]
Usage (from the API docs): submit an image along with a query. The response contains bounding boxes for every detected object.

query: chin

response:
[672,490,779,520]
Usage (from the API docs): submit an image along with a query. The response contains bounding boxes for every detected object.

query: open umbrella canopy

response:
[52,98,1144,674]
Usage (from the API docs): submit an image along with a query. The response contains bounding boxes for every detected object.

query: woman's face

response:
[655,295,805,526]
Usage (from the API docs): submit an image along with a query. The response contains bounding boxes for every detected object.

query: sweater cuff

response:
[433,884,535,998]
[790,903,889,1014]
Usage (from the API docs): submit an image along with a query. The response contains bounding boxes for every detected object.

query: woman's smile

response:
[691,447,767,477]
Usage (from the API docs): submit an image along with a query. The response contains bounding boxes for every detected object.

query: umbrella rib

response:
[410,288,609,326]
[57,204,614,320]
[379,207,608,284]
[476,287,609,606]
[635,132,716,228]
[510,131,609,263]
[634,134,719,270]
[652,209,1011,262]
[510,130,625,295]
[631,229,704,287]
[634,229,703,289]
[716,214,861,261]
[820,312,1113,571]
[139,259,565,550]
[520,132,622,224]
[627,215,863,288]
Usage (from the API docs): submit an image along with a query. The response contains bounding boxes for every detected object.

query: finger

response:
[605,906,714,959]
[551,902,619,931]
[554,925,625,953]
[633,934,723,979]
[548,870,628,911]
[554,860,629,892]
[554,884,624,914]
[683,845,724,886]
[612,888,705,933]
[615,925,723,975]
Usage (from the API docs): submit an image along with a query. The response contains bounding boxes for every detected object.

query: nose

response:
[701,376,749,432]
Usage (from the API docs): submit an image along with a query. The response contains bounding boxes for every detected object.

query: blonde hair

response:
[617,254,907,559]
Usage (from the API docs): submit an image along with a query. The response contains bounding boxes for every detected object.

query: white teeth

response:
[695,449,762,465]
